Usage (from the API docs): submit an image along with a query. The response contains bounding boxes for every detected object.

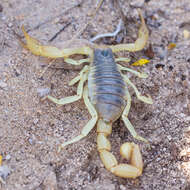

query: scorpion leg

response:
[97,120,143,178]
[122,90,148,143]
[109,10,148,53]
[21,26,92,58]
[46,66,89,105]
[64,58,90,66]
[58,85,98,151]
[115,57,131,63]
[68,65,89,86]
[123,75,153,104]
[118,64,148,78]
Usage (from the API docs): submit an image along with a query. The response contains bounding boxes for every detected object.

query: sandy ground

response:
[0,0,190,189]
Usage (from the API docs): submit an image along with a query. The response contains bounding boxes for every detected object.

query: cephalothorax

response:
[21,11,153,178]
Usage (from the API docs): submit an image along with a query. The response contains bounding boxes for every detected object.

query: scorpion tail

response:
[97,119,143,178]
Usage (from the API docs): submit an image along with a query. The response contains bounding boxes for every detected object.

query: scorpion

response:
[21,10,153,178]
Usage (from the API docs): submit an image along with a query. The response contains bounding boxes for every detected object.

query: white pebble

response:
[5,155,11,161]
[37,87,50,97]
[0,81,7,89]
[0,165,11,180]
[130,0,145,8]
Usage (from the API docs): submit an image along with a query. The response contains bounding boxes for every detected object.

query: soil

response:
[0,0,190,189]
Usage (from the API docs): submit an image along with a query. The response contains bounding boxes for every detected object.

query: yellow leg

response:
[123,74,153,104]
[21,26,93,58]
[124,89,132,117]
[109,10,148,53]
[97,119,143,178]
[58,85,98,151]
[122,115,148,143]
[68,65,89,86]
[46,66,89,105]
[122,91,148,143]
[115,57,131,63]
[117,64,148,79]
[64,58,90,66]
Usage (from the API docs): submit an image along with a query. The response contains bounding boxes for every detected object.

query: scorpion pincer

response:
[20,10,153,178]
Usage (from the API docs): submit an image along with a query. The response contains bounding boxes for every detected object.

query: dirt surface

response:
[0,0,190,189]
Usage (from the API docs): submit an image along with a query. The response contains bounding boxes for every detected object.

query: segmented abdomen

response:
[88,48,126,122]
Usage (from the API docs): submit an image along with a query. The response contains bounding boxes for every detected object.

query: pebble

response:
[167,135,172,141]
[33,118,39,125]
[0,165,11,180]
[5,155,11,161]
[7,22,13,28]
[130,0,145,8]
[183,29,190,39]
[1,15,6,20]
[28,138,33,145]
[120,185,126,190]
[0,81,7,89]
[37,87,50,97]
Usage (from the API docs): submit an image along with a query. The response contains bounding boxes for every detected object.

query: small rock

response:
[130,0,145,8]
[5,155,11,161]
[28,138,33,145]
[33,118,39,125]
[0,81,7,89]
[120,185,126,190]
[1,16,6,20]
[37,87,50,97]
[167,135,172,141]
[183,29,190,39]
[0,165,11,180]
[8,22,13,28]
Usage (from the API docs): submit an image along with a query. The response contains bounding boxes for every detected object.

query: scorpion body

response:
[21,11,153,178]
[88,48,126,122]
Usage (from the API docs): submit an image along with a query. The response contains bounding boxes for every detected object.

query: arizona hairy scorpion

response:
[21,10,153,178]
